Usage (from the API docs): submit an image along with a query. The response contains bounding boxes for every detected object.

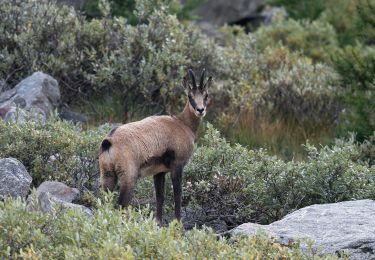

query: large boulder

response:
[0,72,60,123]
[0,158,32,199]
[36,181,80,203]
[231,200,375,259]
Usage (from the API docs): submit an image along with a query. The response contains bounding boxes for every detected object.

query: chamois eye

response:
[204,94,208,101]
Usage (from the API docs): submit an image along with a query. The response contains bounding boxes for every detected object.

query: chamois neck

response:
[177,100,201,136]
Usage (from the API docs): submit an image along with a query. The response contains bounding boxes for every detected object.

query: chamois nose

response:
[197,108,205,114]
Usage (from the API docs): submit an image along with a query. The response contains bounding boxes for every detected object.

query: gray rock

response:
[59,105,89,123]
[36,181,80,203]
[193,0,264,26]
[37,191,92,216]
[205,219,228,233]
[0,72,60,121]
[231,200,375,259]
[0,158,32,199]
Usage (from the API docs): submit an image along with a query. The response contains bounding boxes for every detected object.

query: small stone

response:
[36,181,80,203]
[37,191,93,216]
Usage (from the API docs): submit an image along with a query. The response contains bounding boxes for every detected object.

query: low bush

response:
[0,0,216,112]
[333,44,375,140]
[2,119,373,227]
[0,0,345,157]
[0,117,110,192]
[267,0,327,21]
[253,18,338,63]
[185,124,375,225]
[267,0,374,46]
[216,39,341,157]
[83,0,201,23]
[0,195,326,259]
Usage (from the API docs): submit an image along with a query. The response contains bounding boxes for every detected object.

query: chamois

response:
[98,69,212,224]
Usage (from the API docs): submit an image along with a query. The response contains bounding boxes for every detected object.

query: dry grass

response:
[224,108,335,160]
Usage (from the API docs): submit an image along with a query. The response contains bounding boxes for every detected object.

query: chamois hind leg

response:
[153,172,166,225]
[117,163,138,208]
[171,165,183,221]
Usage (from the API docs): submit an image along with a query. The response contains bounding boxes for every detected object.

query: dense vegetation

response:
[0,0,374,257]
[1,119,374,226]
[1,195,332,259]
[1,0,374,157]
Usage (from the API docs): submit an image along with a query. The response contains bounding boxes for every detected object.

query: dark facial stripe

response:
[188,95,197,109]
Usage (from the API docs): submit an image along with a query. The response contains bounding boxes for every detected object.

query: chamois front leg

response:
[117,164,138,208]
[171,165,183,221]
[153,172,166,225]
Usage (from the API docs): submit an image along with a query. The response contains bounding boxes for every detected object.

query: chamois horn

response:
[188,69,197,89]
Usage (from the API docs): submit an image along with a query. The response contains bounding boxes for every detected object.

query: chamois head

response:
[183,69,212,117]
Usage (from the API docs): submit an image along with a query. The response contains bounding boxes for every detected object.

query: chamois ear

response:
[199,69,206,90]
[182,74,190,91]
[204,76,212,90]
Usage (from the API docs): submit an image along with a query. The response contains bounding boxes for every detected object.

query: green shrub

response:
[0,118,374,227]
[333,44,375,140]
[0,0,216,111]
[334,44,375,92]
[358,133,375,166]
[185,124,375,225]
[355,0,375,45]
[0,196,324,259]
[0,117,110,191]
[267,0,327,21]
[92,0,217,112]
[0,0,345,157]
[0,0,82,88]
[253,18,338,63]
[215,35,340,157]
[83,0,201,23]
[268,0,375,46]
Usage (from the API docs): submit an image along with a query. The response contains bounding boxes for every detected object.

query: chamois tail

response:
[98,138,114,168]
[98,138,118,191]
[100,139,112,154]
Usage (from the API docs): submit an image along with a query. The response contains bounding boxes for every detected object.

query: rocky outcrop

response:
[0,158,32,199]
[231,200,375,259]
[0,72,60,123]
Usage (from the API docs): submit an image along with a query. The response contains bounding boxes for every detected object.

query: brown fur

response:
[98,69,212,224]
